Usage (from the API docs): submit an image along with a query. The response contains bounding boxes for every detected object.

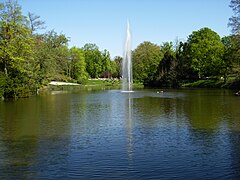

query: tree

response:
[228,0,240,34]
[175,41,197,81]
[0,0,37,98]
[228,0,240,80]
[69,47,88,83]
[0,0,26,25]
[158,42,176,76]
[132,41,163,82]
[158,42,178,86]
[82,43,102,78]
[111,56,122,78]
[186,27,225,79]
[27,12,45,34]
[145,42,178,87]
[100,49,111,78]
[222,36,234,81]
[222,35,240,80]
[34,30,69,84]
[82,43,112,78]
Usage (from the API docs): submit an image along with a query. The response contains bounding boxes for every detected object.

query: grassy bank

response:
[86,79,120,86]
[86,79,144,88]
[40,79,144,93]
[182,79,240,89]
[37,79,131,93]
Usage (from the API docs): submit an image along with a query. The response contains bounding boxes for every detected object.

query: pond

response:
[0,88,240,179]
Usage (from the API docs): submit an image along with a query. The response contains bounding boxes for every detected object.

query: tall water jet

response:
[122,21,133,92]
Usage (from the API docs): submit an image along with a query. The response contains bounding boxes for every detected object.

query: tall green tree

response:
[83,43,112,78]
[222,36,235,81]
[0,0,37,98]
[158,42,176,77]
[228,0,240,79]
[101,49,111,78]
[228,0,240,34]
[83,43,102,78]
[132,41,163,82]
[175,41,197,80]
[158,42,178,86]
[186,27,225,78]
[35,30,69,84]
[145,42,178,87]
[222,35,240,79]
[69,47,88,83]
[111,56,122,78]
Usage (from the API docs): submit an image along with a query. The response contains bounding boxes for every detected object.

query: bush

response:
[1,73,38,99]
[0,72,6,99]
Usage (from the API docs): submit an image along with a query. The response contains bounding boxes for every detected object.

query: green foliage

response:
[83,43,102,78]
[110,60,117,78]
[0,0,118,98]
[145,42,178,87]
[228,0,240,34]
[101,49,111,78]
[34,31,70,84]
[228,35,240,79]
[186,27,225,78]
[221,35,239,81]
[0,72,6,98]
[69,47,89,84]
[0,0,38,98]
[83,43,112,78]
[175,42,197,80]
[143,27,238,88]
[111,56,122,78]
[228,0,240,81]
[0,0,73,98]
[132,41,163,82]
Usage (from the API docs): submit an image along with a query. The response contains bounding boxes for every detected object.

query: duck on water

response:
[235,91,240,96]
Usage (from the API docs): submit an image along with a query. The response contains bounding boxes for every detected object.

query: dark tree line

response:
[134,27,239,88]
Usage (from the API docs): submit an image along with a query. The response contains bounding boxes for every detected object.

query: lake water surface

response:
[0,88,240,179]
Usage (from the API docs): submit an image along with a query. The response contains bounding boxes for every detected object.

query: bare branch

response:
[28,12,45,33]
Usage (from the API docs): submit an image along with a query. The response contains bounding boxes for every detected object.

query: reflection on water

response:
[0,89,240,179]
[125,93,133,161]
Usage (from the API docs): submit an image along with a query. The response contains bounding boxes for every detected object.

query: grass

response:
[87,79,144,89]
[86,79,120,86]
[183,80,222,88]
[182,79,240,89]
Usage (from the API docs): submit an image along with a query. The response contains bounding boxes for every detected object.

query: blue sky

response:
[18,0,232,58]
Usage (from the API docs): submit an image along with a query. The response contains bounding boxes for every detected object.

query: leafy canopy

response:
[186,27,225,78]
[132,41,163,82]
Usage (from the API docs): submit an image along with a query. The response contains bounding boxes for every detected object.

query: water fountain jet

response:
[121,21,133,92]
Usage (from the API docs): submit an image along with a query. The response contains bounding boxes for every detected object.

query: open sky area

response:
[18,0,233,58]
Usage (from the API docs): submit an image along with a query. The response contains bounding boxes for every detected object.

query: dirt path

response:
[49,81,80,86]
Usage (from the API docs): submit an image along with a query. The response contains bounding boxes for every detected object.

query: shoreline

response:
[49,81,80,86]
